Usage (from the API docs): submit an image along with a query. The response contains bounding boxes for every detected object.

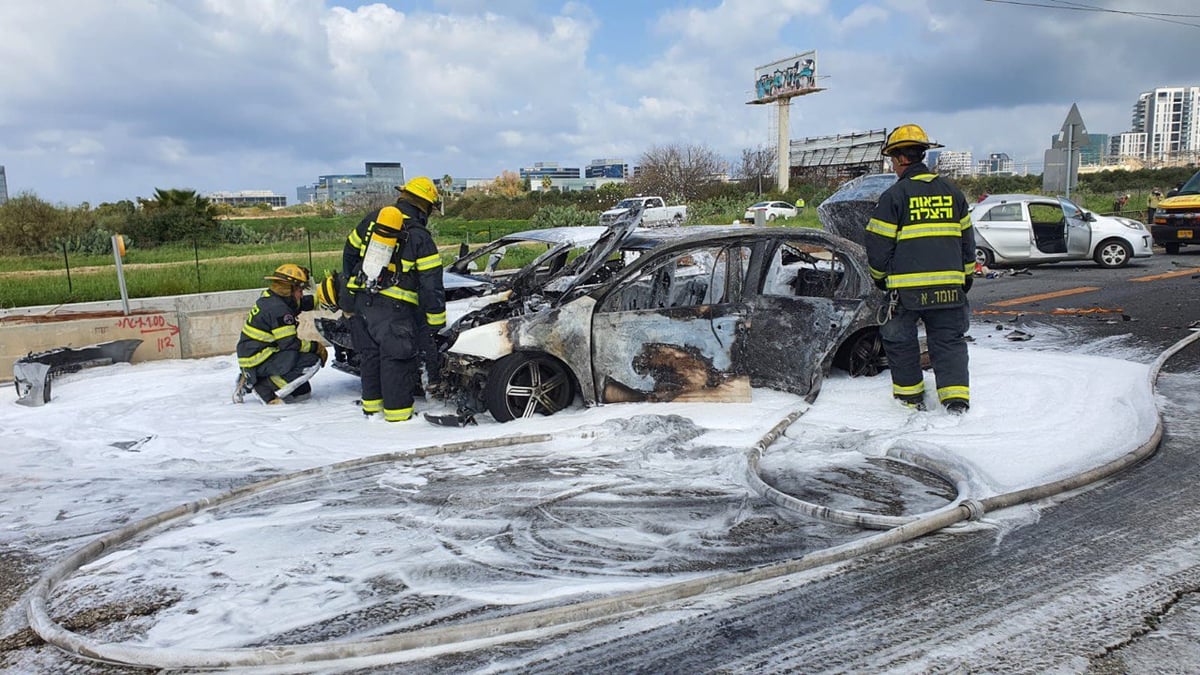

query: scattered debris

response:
[1006,329,1034,341]
[109,436,155,452]
[13,339,142,407]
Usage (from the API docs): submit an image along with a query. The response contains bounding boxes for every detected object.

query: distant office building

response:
[585,159,629,179]
[1080,133,1109,165]
[935,151,974,177]
[297,162,405,204]
[978,153,1014,176]
[1112,132,1147,159]
[207,190,286,208]
[519,162,581,182]
[0,165,7,205]
[1129,86,1200,162]
[530,177,624,193]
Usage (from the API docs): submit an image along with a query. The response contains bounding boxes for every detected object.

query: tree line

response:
[1,141,1194,256]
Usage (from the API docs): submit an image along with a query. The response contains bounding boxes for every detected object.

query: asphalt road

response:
[401,249,1200,673]
[3,248,1199,673]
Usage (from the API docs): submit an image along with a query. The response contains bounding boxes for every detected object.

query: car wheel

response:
[974,247,994,268]
[833,329,887,378]
[1165,243,1181,255]
[767,213,777,222]
[1094,239,1132,268]
[484,352,575,422]
[673,213,684,224]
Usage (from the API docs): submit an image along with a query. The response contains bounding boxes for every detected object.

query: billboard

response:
[749,51,820,105]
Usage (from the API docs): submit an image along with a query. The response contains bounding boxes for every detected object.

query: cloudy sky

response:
[2,0,1198,206]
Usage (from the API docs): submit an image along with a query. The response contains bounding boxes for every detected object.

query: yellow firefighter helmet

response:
[264,263,311,288]
[396,176,441,208]
[882,124,943,156]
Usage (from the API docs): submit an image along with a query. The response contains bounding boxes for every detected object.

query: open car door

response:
[1059,197,1092,258]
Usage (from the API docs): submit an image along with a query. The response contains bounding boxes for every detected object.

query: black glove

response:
[873,277,888,292]
[963,275,973,294]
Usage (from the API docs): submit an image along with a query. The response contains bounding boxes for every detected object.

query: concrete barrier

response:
[0,289,331,383]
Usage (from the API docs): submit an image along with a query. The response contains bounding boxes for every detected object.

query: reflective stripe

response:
[379,286,419,304]
[888,270,965,288]
[896,222,962,240]
[426,311,446,326]
[892,382,924,396]
[911,173,937,183]
[937,385,969,402]
[384,406,413,422]
[868,266,887,280]
[960,215,972,230]
[271,325,298,340]
[866,218,897,239]
[238,347,278,369]
[399,259,415,272]
[362,398,382,414]
[269,375,287,388]
[241,324,274,342]
[415,253,442,271]
[348,230,364,250]
[964,263,976,274]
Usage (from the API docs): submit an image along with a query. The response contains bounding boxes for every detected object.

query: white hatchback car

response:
[971,194,1153,268]
[743,200,802,222]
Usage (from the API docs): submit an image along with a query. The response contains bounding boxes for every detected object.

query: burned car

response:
[434,219,889,424]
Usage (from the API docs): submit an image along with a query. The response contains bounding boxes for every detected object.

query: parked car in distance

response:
[743,200,804,222]
[599,196,687,228]
[438,222,888,423]
[971,194,1153,269]
[1150,169,1200,254]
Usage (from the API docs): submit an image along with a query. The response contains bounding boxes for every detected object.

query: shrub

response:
[529,205,595,229]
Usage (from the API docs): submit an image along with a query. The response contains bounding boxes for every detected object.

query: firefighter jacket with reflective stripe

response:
[236,290,317,370]
[865,162,975,292]
[343,201,447,328]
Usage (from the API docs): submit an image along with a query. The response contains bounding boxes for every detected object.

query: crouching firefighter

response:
[234,264,328,404]
[342,176,447,422]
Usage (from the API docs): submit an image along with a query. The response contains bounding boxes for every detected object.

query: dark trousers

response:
[881,301,970,404]
[351,295,419,420]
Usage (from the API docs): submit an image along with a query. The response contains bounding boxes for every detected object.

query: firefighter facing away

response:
[865,124,975,414]
[342,176,447,422]
[235,264,328,404]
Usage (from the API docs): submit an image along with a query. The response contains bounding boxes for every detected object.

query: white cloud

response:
[0,0,1196,204]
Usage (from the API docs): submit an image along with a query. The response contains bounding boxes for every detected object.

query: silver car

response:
[972,194,1153,269]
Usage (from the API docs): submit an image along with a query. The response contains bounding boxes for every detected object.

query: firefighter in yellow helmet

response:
[866,124,975,415]
[341,176,447,422]
[234,264,328,404]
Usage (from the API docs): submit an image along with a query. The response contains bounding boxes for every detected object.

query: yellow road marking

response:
[1129,267,1200,282]
[975,307,1124,316]
[987,287,1101,307]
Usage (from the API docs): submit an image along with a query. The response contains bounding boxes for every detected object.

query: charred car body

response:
[318,207,889,424]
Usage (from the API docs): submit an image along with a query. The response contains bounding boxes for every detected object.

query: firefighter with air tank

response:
[340,177,447,422]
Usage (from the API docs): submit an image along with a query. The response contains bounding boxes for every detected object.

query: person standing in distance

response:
[341,177,446,422]
[865,124,975,414]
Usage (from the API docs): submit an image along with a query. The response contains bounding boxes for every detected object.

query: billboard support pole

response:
[777,100,790,193]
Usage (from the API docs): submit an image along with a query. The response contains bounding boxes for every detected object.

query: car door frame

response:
[973,200,1035,262]
[589,239,754,405]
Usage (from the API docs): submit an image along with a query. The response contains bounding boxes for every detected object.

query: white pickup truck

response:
[599,196,687,228]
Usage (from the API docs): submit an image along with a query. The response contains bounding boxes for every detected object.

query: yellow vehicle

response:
[1152,170,1200,254]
